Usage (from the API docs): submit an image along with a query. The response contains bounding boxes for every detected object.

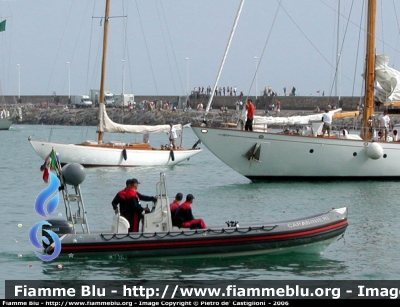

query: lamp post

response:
[67,61,70,103]
[17,64,20,102]
[254,56,258,99]
[185,57,189,96]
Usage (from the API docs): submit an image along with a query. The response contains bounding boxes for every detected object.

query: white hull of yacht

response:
[0,117,14,130]
[192,126,400,180]
[29,140,202,167]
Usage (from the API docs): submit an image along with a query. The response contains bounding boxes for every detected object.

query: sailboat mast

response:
[362,0,376,141]
[97,0,111,144]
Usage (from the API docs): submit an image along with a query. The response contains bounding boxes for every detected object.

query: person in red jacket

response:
[111,179,132,220]
[169,192,183,227]
[245,99,255,131]
[174,194,207,230]
[112,178,155,232]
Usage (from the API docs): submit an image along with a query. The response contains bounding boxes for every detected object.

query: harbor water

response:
[1,125,400,298]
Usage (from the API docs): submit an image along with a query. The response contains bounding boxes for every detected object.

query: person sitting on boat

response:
[169,192,183,226]
[174,194,207,230]
[321,109,333,137]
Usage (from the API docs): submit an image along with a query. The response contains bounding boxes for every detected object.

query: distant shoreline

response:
[4,94,363,112]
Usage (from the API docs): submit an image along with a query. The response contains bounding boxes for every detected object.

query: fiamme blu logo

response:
[29,171,62,261]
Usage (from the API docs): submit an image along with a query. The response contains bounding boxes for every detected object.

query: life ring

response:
[170,149,175,161]
[122,149,127,161]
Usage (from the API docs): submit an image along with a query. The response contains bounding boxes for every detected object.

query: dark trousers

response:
[245,118,253,131]
[121,211,140,232]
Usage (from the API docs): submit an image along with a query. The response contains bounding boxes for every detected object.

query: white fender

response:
[366,142,383,160]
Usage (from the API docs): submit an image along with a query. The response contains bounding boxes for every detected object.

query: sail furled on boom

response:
[98,104,182,134]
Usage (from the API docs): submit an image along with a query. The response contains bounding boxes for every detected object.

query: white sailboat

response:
[28,0,202,167]
[0,116,13,130]
[0,110,17,130]
[192,0,400,181]
[0,82,22,131]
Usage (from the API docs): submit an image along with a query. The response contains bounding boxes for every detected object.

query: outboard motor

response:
[42,219,74,248]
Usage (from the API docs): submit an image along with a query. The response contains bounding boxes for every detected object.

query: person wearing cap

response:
[111,179,133,227]
[112,178,156,232]
[128,178,157,232]
[173,194,207,230]
[168,123,177,149]
[169,192,183,227]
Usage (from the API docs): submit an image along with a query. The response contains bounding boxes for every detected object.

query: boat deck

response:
[79,141,194,151]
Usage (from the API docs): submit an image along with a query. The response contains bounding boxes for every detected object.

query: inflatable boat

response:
[33,155,348,259]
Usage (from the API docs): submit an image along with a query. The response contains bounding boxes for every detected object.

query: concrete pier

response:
[3,94,362,111]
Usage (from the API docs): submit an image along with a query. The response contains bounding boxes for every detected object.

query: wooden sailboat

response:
[192,0,400,181]
[28,0,202,167]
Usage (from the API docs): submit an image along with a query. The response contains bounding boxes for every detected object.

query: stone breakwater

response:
[17,106,380,130]
[20,107,210,126]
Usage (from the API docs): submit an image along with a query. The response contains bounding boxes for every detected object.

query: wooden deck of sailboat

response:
[80,142,188,150]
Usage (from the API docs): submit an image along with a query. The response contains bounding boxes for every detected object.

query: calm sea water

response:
[1,124,400,298]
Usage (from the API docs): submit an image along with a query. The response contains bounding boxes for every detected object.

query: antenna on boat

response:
[362,0,376,141]
[203,0,245,125]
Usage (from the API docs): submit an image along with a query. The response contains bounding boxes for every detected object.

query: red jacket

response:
[246,103,255,119]
[169,201,179,215]
[112,187,151,232]
[174,201,195,226]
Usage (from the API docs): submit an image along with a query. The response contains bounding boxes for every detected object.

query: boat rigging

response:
[28,0,202,167]
[192,0,400,181]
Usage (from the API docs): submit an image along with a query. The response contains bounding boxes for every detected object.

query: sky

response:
[0,0,400,98]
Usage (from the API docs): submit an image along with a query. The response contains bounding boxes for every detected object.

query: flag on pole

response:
[0,20,6,32]
[40,149,58,183]
[42,166,50,183]
[49,149,57,168]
